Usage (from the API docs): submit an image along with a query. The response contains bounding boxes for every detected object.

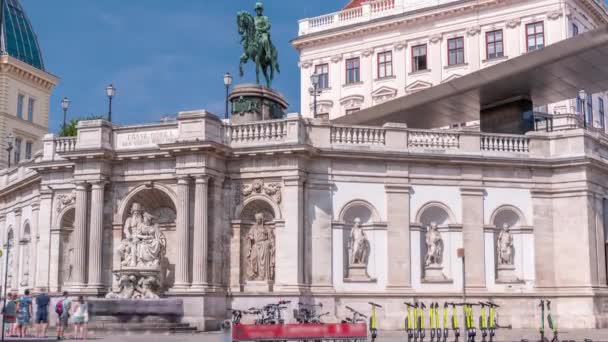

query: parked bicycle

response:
[295,302,328,324]
[343,305,368,324]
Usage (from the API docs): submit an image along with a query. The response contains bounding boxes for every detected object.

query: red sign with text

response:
[232,323,368,341]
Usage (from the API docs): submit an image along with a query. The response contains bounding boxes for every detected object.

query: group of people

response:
[2,289,89,340]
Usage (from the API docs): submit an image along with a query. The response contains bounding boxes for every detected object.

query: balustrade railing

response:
[227,120,288,145]
[331,126,386,145]
[371,0,395,13]
[310,13,334,28]
[481,134,530,153]
[54,137,77,153]
[408,130,459,149]
[339,6,363,21]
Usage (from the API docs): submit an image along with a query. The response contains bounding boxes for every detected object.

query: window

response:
[526,22,544,52]
[587,94,593,127]
[345,57,360,84]
[572,23,579,37]
[377,51,393,79]
[14,137,21,164]
[346,108,360,115]
[448,37,465,66]
[25,141,32,160]
[412,44,428,72]
[27,98,34,122]
[486,30,504,59]
[599,98,605,129]
[16,94,24,119]
[577,97,583,115]
[314,64,329,89]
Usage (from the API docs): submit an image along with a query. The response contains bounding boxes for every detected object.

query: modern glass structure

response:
[0,0,45,70]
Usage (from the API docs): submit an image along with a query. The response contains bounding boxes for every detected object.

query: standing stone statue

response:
[237,2,280,87]
[497,223,514,265]
[425,222,444,267]
[348,218,370,265]
[246,213,275,281]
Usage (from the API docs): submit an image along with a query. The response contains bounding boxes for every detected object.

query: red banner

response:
[232,323,368,341]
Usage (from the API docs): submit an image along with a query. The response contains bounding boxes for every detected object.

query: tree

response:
[58,115,104,137]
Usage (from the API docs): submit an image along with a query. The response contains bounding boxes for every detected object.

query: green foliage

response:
[58,115,104,137]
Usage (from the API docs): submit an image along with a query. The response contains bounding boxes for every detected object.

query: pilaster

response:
[191,175,209,290]
[385,183,412,292]
[174,176,191,289]
[307,181,334,292]
[87,181,106,292]
[70,181,89,290]
[531,190,556,288]
[460,187,486,290]
[30,203,40,290]
[35,187,53,291]
[13,208,22,290]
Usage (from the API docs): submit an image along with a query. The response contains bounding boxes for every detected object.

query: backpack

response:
[55,300,63,315]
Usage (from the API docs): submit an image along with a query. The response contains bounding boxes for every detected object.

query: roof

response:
[334,24,608,128]
[343,0,365,10]
[0,0,44,71]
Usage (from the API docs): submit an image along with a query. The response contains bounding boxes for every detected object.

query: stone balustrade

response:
[330,125,386,145]
[54,136,77,153]
[408,130,460,149]
[481,133,530,153]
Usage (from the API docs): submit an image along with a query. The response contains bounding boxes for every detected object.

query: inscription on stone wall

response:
[116,129,177,150]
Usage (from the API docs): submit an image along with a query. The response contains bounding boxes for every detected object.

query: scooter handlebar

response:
[368,302,383,308]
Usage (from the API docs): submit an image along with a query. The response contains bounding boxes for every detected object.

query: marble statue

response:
[348,218,370,265]
[497,223,514,265]
[246,213,275,281]
[425,222,444,266]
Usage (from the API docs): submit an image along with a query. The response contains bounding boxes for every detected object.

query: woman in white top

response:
[71,296,89,340]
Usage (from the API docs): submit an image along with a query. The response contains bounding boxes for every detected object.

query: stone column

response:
[13,208,22,290]
[307,181,333,292]
[192,175,209,289]
[275,175,304,292]
[460,187,486,290]
[385,184,412,291]
[87,181,106,290]
[30,203,40,289]
[71,182,89,289]
[229,221,241,292]
[174,176,191,289]
[0,214,6,289]
[35,187,53,290]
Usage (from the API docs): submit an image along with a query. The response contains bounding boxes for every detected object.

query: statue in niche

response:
[348,218,370,265]
[425,222,444,267]
[497,223,514,265]
[20,246,29,287]
[246,213,275,281]
[121,203,167,268]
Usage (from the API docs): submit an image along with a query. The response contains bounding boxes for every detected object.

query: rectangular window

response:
[526,22,545,52]
[572,23,579,37]
[25,141,32,160]
[448,37,465,66]
[599,98,605,129]
[17,94,24,119]
[14,137,21,164]
[346,108,360,115]
[587,94,594,127]
[345,57,360,84]
[377,51,393,79]
[314,64,329,89]
[412,44,428,72]
[27,98,35,122]
[486,30,504,59]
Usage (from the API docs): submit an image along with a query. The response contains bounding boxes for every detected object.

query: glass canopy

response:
[1,0,45,70]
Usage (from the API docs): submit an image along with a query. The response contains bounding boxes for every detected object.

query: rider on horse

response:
[254,3,272,58]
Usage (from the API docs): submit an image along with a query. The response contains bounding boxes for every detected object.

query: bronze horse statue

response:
[237,10,280,88]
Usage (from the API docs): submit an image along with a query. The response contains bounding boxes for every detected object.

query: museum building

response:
[0,0,607,331]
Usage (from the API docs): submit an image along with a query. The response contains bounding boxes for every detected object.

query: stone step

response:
[87,322,198,334]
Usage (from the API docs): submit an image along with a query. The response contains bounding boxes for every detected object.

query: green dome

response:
[0,0,44,70]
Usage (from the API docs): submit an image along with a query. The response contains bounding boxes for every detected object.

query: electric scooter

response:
[419,302,427,342]
[405,302,416,342]
[368,302,382,342]
[442,303,449,342]
[478,302,487,342]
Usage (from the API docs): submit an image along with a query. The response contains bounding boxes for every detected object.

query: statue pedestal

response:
[345,264,375,282]
[106,266,163,299]
[229,84,288,123]
[424,264,449,282]
[244,280,273,293]
[496,264,520,283]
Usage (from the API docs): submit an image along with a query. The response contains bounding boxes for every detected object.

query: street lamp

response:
[578,89,587,129]
[223,72,233,120]
[61,97,70,132]
[310,73,320,117]
[1,233,11,342]
[106,84,116,122]
[4,133,13,168]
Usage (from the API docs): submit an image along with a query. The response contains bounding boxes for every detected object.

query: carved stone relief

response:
[241,179,282,204]
[56,193,75,213]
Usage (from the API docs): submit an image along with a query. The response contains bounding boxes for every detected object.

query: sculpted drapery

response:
[120,202,166,268]
[246,213,275,281]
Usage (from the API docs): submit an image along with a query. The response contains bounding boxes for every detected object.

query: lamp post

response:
[223,72,233,120]
[310,73,320,117]
[579,89,587,129]
[4,133,13,169]
[106,84,116,122]
[1,234,11,342]
[61,97,70,132]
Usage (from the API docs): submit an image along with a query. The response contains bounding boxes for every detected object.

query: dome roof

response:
[0,0,44,70]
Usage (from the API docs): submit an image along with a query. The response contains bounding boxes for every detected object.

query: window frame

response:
[14,137,21,164]
[27,97,35,122]
[376,51,393,79]
[599,97,605,129]
[587,94,593,127]
[345,57,361,85]
[25,141,32,160]
[16,93,24,119]
[411,44,428,72]
[314,64,330,90]
[526,21,545,52]
[485,29,504,60]
[447,37,465,66]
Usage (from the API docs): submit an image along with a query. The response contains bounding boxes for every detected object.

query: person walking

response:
[34,288,50,338]
[2,293,17,337]
[55,291,71,340]
[16,289,33,337]
[72,296,89,340]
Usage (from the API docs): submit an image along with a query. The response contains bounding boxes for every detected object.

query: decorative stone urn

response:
[229,84,288,124]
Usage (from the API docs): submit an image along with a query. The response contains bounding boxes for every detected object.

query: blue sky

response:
[23,0,346,132]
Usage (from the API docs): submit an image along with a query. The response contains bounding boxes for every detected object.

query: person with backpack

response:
[55,291,71,340]
[16,289,33,337]
[35,288,50,338]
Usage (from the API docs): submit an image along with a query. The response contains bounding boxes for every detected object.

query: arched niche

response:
[490,205,528,229]
[20,223,31,287]
[117,184,177,226]
[415,201,456,227]
[58,207,75,287]
[414,202,456,281]
[235,195,282,222]
[338,199,381,225]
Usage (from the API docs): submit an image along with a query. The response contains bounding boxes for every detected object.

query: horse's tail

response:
[273,46,280,73]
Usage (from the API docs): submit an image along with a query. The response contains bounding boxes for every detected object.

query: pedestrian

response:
[55,291,71,340]
[35,287,51,338]
[72,296,89,340]
[2,293,17,337]
[16,289,33,337]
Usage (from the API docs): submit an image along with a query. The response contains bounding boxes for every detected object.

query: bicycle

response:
[295,302,325,324]
[368,302,382,342]
[262,300,291,324]
[344,305,368,324]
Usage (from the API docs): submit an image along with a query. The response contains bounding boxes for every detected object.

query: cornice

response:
[0,55,58,91]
